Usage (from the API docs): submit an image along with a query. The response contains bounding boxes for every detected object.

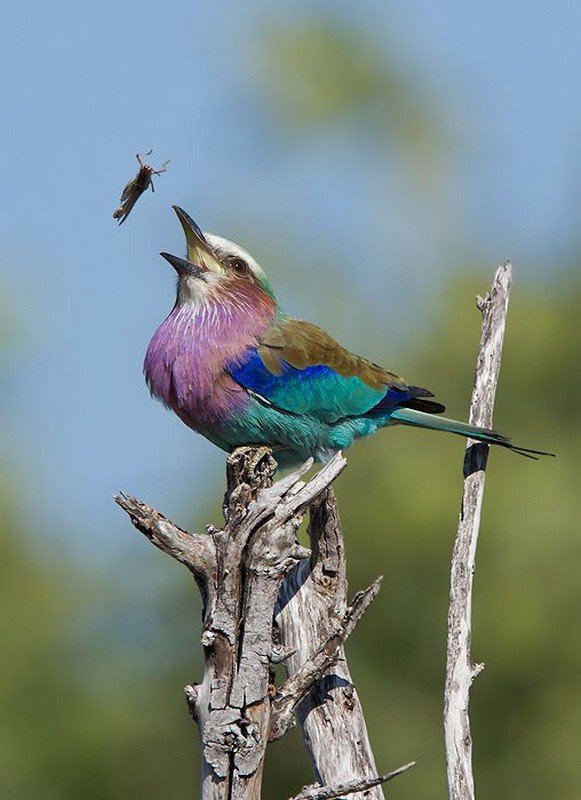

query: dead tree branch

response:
[444,262,513,800]
[275,489,387,800]
[270,577,382,740]
[287,761,417,800]
[115,448,409,799]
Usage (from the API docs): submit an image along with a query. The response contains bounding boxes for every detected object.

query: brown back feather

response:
[258,318,409,392]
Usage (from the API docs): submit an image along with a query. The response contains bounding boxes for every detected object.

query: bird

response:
[144,206,551,468]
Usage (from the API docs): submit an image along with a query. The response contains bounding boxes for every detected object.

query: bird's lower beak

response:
[160,252,207,279]
[172,205,222,274]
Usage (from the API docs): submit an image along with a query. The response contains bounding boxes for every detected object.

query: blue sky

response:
[1,1,579,559]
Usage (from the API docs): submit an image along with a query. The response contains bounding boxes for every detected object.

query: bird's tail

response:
[389,407,554,459]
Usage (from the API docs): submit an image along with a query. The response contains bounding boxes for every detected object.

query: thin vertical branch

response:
[444,262,513,799]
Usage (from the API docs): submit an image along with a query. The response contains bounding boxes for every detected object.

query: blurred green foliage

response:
[0,480,199,799]
[256,16,451,189]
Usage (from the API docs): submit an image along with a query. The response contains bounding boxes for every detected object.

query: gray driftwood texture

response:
[444,262,513,800]
[116,447,413,799]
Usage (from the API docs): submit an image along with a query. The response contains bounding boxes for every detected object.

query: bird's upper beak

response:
[172,206,222,275]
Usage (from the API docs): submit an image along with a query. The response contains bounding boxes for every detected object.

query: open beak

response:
[159,252,207,279]
[172,206,222,274]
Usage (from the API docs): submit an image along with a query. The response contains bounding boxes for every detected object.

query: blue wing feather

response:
[229,348,415,423]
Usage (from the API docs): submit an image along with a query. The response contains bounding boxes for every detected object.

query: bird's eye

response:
[230,257,250,275]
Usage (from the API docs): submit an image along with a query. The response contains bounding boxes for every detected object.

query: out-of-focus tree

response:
[257,15,451,190]
[0,474,201,798]
[245,12,464,353]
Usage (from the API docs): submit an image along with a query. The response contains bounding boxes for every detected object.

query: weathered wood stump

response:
[116,449,413,799]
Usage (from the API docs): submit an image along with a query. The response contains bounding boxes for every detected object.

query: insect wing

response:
[119,175,137,203]
[114,189,142,225]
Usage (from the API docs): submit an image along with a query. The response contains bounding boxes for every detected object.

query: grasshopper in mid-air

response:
[113,151,170,225]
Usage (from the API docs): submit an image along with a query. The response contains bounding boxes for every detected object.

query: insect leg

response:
[153,160,170,176]
[136,149,153,168]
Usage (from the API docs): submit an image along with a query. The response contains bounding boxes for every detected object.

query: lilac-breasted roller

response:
[144,207,550,468]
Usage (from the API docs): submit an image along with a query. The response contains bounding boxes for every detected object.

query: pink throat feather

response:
[144,280,277,427]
